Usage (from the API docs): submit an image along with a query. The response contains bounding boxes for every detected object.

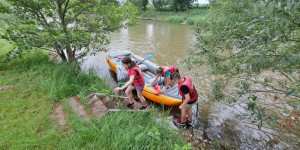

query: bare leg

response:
[125,85,135,103]
[180,107,187,123]
[187,107,193,121]
[137,92,147,106]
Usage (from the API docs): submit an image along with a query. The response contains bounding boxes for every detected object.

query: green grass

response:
[57,111,190,149]
[0,45,191,149]
[138,6,209,25]
[186,16,207,26]
[167,16,184,23]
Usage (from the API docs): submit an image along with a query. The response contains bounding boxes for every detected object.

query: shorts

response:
[131,83,145,93]
[186,99,198,107]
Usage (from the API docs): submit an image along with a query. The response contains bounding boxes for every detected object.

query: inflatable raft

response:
[106,51,182,106]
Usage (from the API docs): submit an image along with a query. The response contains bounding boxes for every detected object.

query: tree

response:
[1,0,137,62]
[187,0,300,128]
[152,0,170,10]
[172,0,191,12]
[129,0,148,10]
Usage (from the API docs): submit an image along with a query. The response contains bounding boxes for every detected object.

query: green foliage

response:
[57,111,189,149]
[167,16,184,23]
[1,50,110,100]
[172,0,191,12]
[129,0,148,10]
[152,0,171,10]
[1,0,137,62]
[211,79,225,101]
[188,0,300,127]
[186,16,207,26]
[0,2,10,13]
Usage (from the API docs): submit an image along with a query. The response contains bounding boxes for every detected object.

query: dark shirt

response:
[180,85,189,95]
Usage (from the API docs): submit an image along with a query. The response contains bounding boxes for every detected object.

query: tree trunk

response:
[57,50,67,61]
[66,45,75,63]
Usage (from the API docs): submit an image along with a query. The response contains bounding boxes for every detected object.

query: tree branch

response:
[63,0,70,16]
[277,70,295,85]
[66,9,85,24]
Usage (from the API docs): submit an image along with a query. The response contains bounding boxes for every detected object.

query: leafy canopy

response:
[1,0,137,62]
[187,0,300,128]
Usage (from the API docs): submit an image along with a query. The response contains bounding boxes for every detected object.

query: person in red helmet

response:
[148,65,179,93]
[114,56,147,110]
[171,72,198,126]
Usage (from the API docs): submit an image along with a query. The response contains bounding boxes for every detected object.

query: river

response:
[81,20,299,149]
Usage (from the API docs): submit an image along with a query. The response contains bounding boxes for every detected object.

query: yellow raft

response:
[106,51,182,106]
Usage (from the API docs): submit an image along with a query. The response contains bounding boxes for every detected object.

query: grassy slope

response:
[0,40,190,149]
[138,6,209,25]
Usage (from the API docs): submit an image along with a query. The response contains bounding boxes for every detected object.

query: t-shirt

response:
[128,68,137,77]
[180,85,189,95]
[164,71,171,77]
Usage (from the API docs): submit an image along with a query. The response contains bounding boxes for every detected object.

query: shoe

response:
[140,105,148,110]
[127,102,134,108]
[173,118,185,126]
[185,116,192,126]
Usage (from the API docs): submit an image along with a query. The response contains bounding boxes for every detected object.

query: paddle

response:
[138,55,153,64]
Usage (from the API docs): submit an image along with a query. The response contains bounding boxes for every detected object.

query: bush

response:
[167,16,184,23]
[186,16,207,26]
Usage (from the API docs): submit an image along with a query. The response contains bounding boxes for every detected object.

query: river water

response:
[81,20,299,149]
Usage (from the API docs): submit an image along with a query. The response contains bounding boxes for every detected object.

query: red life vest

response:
[128,66,145,87]
[162,65,177,77]
[178,76,198,104]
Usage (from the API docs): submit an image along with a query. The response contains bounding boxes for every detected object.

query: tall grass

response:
[167,16,184,23]
[6,50,110,101]
[0,50,111,149]
[57,111,190,149]
[139,7,209,25]
[186,16,208,26]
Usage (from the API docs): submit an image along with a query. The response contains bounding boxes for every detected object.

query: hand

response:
[179,104,184,110]
[114,87,121,92]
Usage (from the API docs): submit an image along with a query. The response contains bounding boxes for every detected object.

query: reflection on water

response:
[81,20,299,149]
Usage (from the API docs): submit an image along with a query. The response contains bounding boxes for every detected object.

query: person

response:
[114,56,148,110]
[171,72,198,126]
[148,65,179,93]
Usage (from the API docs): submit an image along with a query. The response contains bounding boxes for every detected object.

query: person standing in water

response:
[148,65,179,93]
[171,72,198,126]
[114,56,148,110]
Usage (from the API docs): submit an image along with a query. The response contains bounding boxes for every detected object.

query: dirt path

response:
[52,102,68,134]
[0,85,16,91]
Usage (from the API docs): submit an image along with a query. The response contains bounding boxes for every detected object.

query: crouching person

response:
[114,56,148,110]
[171,72,198,126]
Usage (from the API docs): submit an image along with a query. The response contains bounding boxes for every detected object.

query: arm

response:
[179,94,190,109]
[162,76,171,93]
[148,75,159,86]
[114,75,134,92]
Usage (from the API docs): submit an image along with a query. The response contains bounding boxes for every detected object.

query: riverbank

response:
[137,7,209,26]
[0,39,193,149]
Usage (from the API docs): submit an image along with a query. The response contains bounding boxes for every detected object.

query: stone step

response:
[68,96,90,120]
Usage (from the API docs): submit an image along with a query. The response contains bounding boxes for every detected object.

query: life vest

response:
[178,76,198,104]
[162,65,177,77]
[128,65,145,87]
